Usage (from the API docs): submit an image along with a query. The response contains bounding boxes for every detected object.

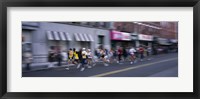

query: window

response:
[98,36,104,45]
[22,43,32,52]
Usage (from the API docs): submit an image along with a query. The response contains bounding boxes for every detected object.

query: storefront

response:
[138,34,153,47]
[22,22,39,63]
[110,30,132,49]
[46,31,72,51]
[74,33,94,50]
[22,22,110,63]
[156,38,172,46]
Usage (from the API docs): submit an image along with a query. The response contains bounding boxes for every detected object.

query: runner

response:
[86,49,92,68]
[108,49,114,63]
[117,47,123,64]
[68,48,74,64]
[100,49,109,66]
[61,50,69,70]
[76,48,82,69]
[139,46,145,61]
[80,48,87,71]
[73,48,79,64]
[147,46,152,60]
[129,47,136,64]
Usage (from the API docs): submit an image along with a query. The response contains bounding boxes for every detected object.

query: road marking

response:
[90,58,178,77]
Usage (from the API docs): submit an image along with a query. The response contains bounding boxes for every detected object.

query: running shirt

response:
[69,50,74,58]
[100,50,105,57]
[129,48,136,55]
[118,49,122,55]
[139,47,144,53]
[87,52,92,58]
[73,51,79,59]
[82,51,87,59]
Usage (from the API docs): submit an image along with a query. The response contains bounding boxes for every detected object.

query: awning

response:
[74,33,81,41]
[157,38,172,45]
[46,31,72,41]
[88,34,94,41]
[74,33,94,42]
[78,33,85,41]
[83,34,90,41]
[46,31,54,40]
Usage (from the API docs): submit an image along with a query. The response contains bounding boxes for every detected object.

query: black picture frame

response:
[0,0,199,99]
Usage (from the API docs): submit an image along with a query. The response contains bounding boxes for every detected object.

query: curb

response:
[22,64,75,73]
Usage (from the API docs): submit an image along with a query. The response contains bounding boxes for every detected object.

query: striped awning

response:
[74,33,94,42]
[46,31,72,41]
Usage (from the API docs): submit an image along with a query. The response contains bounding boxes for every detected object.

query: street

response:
[22,53,178,77]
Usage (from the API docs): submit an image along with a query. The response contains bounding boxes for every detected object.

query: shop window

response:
[98,36,104,45]
[22,43,32,52]
[117,26,121,31]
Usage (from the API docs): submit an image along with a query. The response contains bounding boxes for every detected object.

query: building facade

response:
[22,22,111,63]
[112,22,178,48]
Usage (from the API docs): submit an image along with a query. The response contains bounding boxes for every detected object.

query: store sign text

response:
[138,34,153,41]
[111,30,131,41]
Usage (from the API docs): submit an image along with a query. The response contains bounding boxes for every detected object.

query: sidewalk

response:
[22,62,75,73]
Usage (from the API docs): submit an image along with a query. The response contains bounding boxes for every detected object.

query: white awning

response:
[88,34,94,41]
[83,34,90,42]
[46,31,71,41]
[64,32,72,41]
[78,33,85,41]
[74,33,81,41]
[58,32,66,41]
[74,33,94,42]
[53,31,60,40]
[46,31,54,40]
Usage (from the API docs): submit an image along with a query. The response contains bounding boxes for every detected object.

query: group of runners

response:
[47,45,153,71]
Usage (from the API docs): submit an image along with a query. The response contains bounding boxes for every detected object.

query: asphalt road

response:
[22,53,178,77]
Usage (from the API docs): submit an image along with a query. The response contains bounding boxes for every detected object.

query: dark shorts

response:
[82,59,87,64]
[74,59,79,62]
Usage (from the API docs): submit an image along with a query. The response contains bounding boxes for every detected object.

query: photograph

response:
[22,22,178,77]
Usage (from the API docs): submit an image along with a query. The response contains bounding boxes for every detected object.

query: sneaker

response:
[77,64,81,69]
[104,63,109,66]
[65,68,69,70]
[147,58,151,60]
[92,63,96,66]
[130,62,133,64]
[80,68,85,71]
[88,66,92,68]
[117,61,119,63]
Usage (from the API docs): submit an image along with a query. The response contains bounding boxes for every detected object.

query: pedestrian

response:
[100,49,109,66]
[113,49,118,63]
[129,47,136,64]
[122,47,128,62]
[73,48,79,64]
[61,50,69,70]
[117,47,123,63]
[76,48,82,69]
[139,46,144,61]
[108,49,114,63]
[86,49,93,68]
[147,46,152,60]
[56,51,62,66]
[80,48,87,71]
[23,51,33,70]
[48,50,55,67]
[68,48,74,64]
